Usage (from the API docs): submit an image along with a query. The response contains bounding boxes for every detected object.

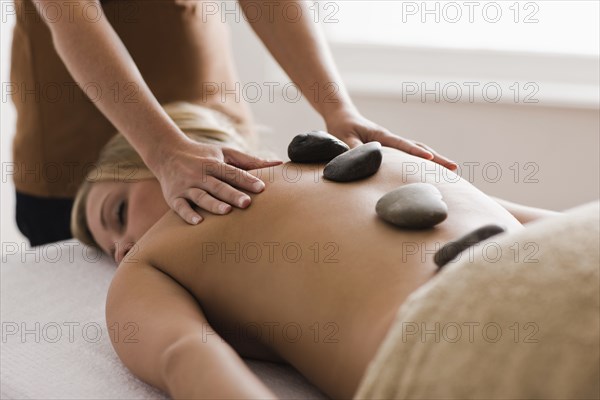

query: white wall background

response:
[325,0,600,55]
[1,1,599,248]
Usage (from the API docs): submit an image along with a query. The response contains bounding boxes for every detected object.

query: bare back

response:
[130,148,522,398]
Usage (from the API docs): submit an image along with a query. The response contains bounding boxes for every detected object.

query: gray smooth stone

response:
[434,224,506,269]
[375,183,448,229]
[288,130,350,163]
[323,142,383,182]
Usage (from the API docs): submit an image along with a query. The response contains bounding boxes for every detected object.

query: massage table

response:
[0,240,328,399]
[3,202,599,399]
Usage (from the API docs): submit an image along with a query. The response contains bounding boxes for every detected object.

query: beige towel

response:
[355,202,600,400]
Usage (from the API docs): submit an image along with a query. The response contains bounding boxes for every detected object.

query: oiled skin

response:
[128,148,522,398]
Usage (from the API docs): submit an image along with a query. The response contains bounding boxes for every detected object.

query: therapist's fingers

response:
[185,188,232,215]
[171,183,248,225]
[171,197,203,225]
[414,142,458,171]
[377,132,434,160]
[208,162,268,194]
[376,130,458,171]
[222,147,282,170]
[202,175,252,209]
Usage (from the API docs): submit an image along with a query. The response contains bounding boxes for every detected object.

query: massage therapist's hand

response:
[149,137,282,225]
[325,108,458,171]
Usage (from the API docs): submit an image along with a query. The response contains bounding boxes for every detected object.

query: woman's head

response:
[71,102,254,263]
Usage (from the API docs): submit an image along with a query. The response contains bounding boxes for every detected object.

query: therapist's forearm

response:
[239,0,357,118]
[32,0,185,168]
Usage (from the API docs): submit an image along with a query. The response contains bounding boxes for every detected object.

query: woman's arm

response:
[106,257,277,399]
[492,197,561,224]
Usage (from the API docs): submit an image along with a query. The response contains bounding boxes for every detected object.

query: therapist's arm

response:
[31,0,281,224]
[239,0,457,170]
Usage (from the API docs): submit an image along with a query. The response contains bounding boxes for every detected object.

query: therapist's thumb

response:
[222,147,283,170]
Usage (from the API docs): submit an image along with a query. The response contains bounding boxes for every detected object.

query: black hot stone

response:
[287,130,350,163]
[375,183,448,229]
[323,142,383,182]
[434,224,506,269]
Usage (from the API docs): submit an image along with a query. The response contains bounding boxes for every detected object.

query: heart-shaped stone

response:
[323,142,383,182]
[376,183,448,229]
[288,130,350,163]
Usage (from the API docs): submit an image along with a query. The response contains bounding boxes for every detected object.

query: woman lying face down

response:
[72,102,552,399]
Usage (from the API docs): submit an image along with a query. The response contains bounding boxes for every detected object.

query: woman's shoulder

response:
[129,209,226,270]
[128,210,186,266]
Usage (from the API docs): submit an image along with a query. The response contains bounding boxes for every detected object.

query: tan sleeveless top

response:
[10,0,248,198]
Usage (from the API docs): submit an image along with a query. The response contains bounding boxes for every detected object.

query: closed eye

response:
[117,200,127,228]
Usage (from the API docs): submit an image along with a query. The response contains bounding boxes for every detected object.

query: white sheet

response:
[0,240,327,399]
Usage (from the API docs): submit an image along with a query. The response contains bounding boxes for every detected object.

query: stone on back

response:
[375,183,448,229]
[323,142,383,182]
[287,130,350,163]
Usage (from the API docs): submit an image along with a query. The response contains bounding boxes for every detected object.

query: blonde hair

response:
[71,102,255,249]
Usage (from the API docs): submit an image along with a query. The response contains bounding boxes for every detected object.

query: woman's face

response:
[85,179,170,264]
